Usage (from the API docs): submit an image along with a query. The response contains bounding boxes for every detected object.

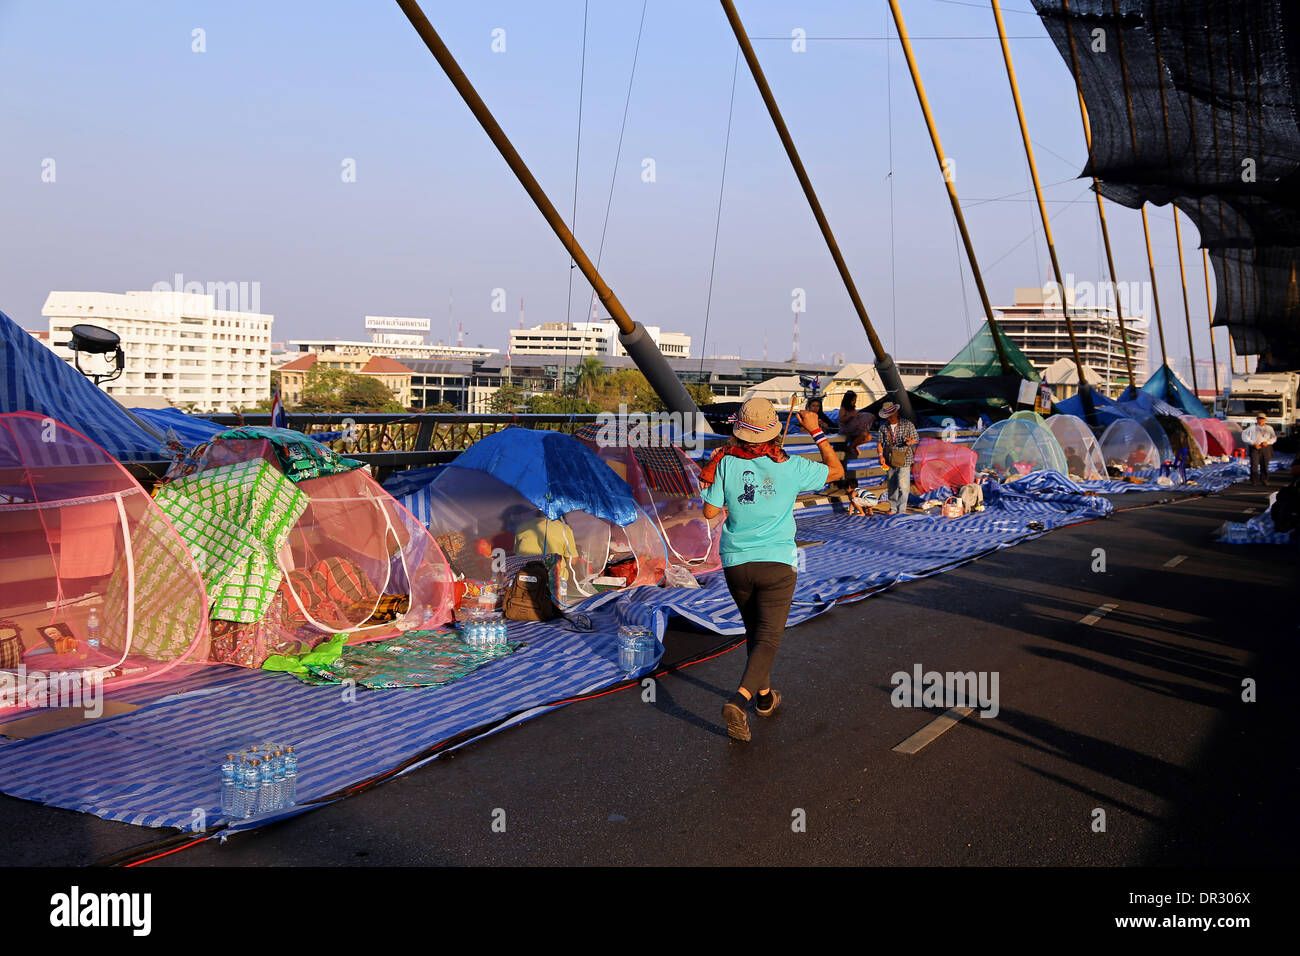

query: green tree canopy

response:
[296,366,405,412]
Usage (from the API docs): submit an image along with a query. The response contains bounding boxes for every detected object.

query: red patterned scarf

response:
[699,440,789,487]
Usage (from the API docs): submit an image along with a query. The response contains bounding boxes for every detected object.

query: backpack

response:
[503,560,562,622]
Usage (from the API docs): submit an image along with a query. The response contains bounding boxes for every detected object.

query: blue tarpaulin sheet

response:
[0,461,1268,833]
[0,309,162,461]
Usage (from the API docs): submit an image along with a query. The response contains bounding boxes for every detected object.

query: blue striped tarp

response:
[0,310,163,462]
[0,469,1171,832]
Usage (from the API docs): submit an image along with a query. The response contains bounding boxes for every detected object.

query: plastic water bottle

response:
[240,758,261,818]
[495,621,506,646]
[86,607,100,649]
[257,756,277,813]
[271,750,286,808]
[283,747,298,807]
[220,754,238,817]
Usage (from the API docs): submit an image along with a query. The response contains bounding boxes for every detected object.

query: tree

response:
[526,393,600,415]
[487,382,526,413]
[572,355,606,402]
[686,382,715,406]
[296,366,405,412]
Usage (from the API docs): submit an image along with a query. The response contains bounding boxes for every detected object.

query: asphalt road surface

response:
[2,481,1296,866]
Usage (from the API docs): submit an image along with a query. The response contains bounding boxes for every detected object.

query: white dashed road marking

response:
[1079,603,1118,626]
[892,707,974,755]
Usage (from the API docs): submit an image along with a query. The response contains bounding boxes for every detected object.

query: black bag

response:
[1269,479,1300,534]
[503,561,561,622]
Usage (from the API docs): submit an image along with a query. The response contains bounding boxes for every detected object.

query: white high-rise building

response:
[42,290,274,413]
[995,285,1149,396]
[508,320,690,359]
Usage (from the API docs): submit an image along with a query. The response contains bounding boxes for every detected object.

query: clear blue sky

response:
[0,0,1224,372]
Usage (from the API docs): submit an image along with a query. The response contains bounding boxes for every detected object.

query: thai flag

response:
[271,389,287,429]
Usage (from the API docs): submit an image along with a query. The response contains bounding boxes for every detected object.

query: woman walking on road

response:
[700,398,844,741]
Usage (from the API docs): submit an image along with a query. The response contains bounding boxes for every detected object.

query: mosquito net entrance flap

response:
[156,436,452,668]
[1047,414,1107,481]
[972,418,1068,479]
[1099,420,1161,476]
[426,428,668,603]
[0,412,210,714]
[912,438,977,493]
[573,423,722,575]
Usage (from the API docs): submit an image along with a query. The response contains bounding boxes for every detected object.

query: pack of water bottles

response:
[220,741,299,820]
[617,625,657,674]
[456,611,509,648]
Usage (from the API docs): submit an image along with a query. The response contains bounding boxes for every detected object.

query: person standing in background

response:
[1243,413,1277,485]
[700,398,844,742]
[876,401,919,515]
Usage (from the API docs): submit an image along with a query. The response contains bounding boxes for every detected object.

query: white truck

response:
[1226,371,1299,440]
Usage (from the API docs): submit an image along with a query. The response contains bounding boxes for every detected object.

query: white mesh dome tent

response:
[1047,414,1106,481]
[1099,419,1161,476]
[972,418,1068,480]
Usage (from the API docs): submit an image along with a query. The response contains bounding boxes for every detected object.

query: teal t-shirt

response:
[700,453,830,568]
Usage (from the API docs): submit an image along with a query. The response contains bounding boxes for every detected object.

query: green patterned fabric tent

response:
[156,459,307,623]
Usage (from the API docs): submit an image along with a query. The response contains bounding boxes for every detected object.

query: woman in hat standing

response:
[699,398,844,741]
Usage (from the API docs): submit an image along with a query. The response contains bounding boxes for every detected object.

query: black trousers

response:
[723,561,798,696]
[1250,446,1273,483]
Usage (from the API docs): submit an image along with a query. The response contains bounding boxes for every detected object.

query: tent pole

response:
[392,0,701,422]
[1150,4,1200,403]
[717,0,914,422]
[1060,0,1136,393]
[1202,249,1221,401]
[1141,206,1169,366]
[1171,207,1200,397]
[887,0,1011,376]
[989,0,1093,417]
[1109,0,1174,382]
[1175,0,1220,404]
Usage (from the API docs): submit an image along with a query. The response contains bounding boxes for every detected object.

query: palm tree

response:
[572,355,605,403]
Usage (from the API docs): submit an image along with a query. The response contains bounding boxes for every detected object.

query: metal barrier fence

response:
[125,412,982,488]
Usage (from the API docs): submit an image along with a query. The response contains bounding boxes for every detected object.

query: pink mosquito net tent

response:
[0,412,210,715]
[156,432,453,668]
[972,418,1068,479]
[1178,416,1210,458]
[1199,419,1235,458]
[1047,414,1107,481]
[911,438,977,493]
[1099,419,1161,476]
[573,423,722,575]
